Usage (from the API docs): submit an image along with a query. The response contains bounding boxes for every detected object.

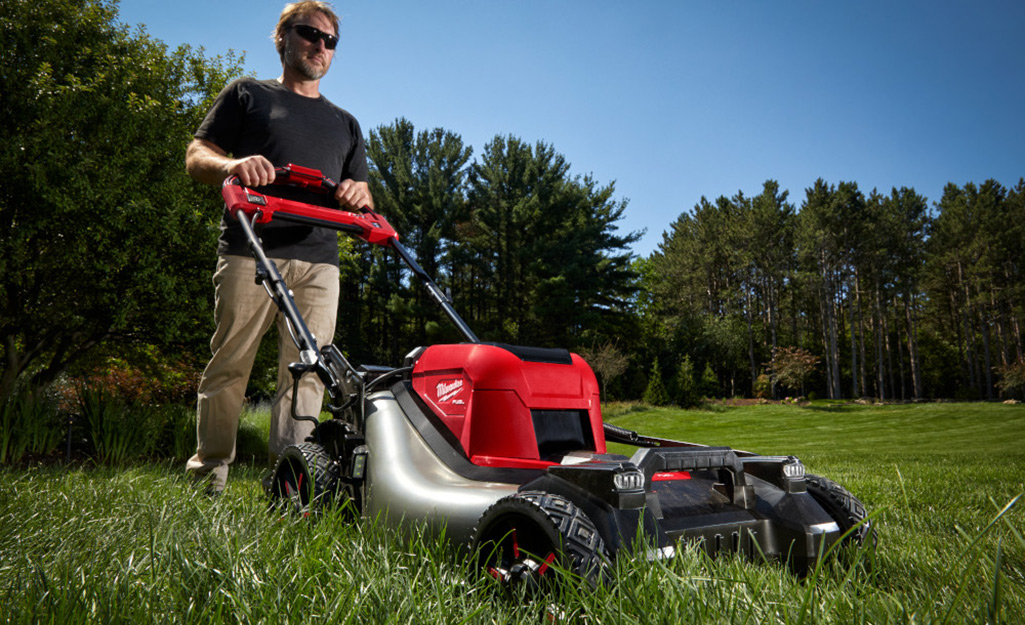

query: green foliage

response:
[462,135,641,348]
[996,359,1025,398]
[78,386,159,464]
[753,373,772,399]
[0,387,64,464]
[359,123,642,364]
[643,173,1024,402]
[672,355,700,407]
[699,362,719,398]
[925,179,1025,400]
[0,0,244,404]
[771,346,820,396]
[164,404,198,462]
[0,378,264,466]
[235,402,271,461]
[359,119,473,359]
[642,358,670,406]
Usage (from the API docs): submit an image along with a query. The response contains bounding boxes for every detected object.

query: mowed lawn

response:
[1,401,1023,624]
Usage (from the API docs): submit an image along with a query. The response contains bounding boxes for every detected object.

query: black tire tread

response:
[271,442,342,509]
[472,490,607,585]
[805,473,876,547]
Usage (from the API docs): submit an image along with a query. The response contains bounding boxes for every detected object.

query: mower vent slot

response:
[532,409,595,460]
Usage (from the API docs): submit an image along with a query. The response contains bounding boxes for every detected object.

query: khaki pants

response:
[186,254,339,490]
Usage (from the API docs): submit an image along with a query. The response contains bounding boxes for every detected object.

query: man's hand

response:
[227,155,276,187]
[185,139,276,187]
[335,179,374,210]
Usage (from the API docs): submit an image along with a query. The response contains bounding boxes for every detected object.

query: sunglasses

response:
[291,24,338,50]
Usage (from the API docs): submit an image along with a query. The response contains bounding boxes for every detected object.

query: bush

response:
[996,358,1025,399]
[156,404,197,463]
[771,346,820,396]
[0,387,64,464]
[79,387,139,464]
[754,373,772,399]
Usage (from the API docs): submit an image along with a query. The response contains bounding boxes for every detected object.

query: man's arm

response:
[185,138,276,187]
[186,138,373,209]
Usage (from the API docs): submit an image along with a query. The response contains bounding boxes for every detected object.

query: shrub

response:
[78,387,188,464]
[771,346,820,396]
[156,404,197,463]
[0,387,64,464]
[79,387,135,465]
[754,373,772,399]
[996,358,1025,399]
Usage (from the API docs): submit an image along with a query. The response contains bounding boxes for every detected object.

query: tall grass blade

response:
[937,495,1021,625]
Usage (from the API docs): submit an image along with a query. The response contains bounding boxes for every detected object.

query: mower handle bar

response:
[222,164,480,345]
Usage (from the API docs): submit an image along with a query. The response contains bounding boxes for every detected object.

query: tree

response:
[925,179,1024,399]
[796,179,867,400]
[358,118,473,361]
[0,0,243,401]
[741,181,797,397]
[672,355,700,407]
[578,341,630,401]
[642,358,670,406]
[649,194,749,395]
[463,136,640,348]
[880,187,929,399]
[699,362,719,399]
[771,347,820,397]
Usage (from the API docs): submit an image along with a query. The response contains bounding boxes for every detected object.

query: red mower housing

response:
[410,343,606,469]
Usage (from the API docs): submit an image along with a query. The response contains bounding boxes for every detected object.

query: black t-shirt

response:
[195,77,369,265]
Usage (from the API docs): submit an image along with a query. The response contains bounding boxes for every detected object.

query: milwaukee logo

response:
[436,379,464,403]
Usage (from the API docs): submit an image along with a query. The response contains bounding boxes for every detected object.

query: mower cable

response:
[365,366,414,392]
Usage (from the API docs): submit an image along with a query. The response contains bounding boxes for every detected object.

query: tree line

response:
[645,179,1025,402]
[2,0,1023,410]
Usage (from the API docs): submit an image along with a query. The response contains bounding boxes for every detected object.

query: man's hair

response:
[273,1,340,61]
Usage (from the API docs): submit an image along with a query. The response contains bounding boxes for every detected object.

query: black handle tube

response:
[237,211,321,359]
[390,239,480,344]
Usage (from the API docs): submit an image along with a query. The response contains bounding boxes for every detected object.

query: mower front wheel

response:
[268,442,342,514]
[806,474,876,551]
[471,491,608,592]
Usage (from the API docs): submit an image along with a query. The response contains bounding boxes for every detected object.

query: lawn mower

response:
[221,164,874,587]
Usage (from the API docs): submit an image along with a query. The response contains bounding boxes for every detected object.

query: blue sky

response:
[117,0,1025,257]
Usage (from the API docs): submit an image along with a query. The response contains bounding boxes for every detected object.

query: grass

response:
[1,401,1023,623]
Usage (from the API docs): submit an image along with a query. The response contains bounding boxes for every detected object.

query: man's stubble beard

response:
[284,38,330,81]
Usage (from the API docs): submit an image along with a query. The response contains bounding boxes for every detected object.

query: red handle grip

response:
[221,164,397,246]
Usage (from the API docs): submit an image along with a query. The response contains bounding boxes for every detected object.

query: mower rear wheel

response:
[805,474,876,550]
[471,491,608,592]
[268,442,342,514]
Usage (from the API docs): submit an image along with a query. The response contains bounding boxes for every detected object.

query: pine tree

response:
[642,358,670,406]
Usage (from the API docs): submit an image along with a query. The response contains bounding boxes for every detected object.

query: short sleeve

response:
[194,78,248,153]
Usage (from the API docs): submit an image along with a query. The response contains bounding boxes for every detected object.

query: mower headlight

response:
[613,469,645,492]
[782,456,805,480]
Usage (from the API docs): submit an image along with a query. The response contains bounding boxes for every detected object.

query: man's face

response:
[283,11,336,81]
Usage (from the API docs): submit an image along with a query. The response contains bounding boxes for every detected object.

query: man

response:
[185,1,372,494]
